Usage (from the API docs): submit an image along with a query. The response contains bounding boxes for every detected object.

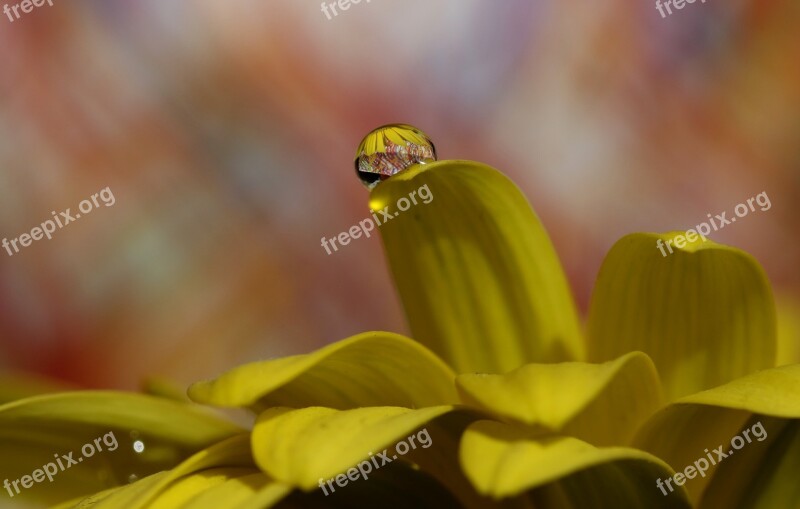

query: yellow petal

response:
[634,364,800,504]
[371,160,583,374]
[142,376,190,402]
[182,474,290,509]
[251,405,454,490]
[776,294,800,366]
[52,485,121,509]
[460,420,690,507]
[587,232,777,400]
[676,363,800,415]
[74,472,170,509]
[384,127,408,146]
[72,474,292,509]
[456,352,663,445]
[0,392,241,507]
[698,417,799,508]
[72,434,292,509]
[0,371,71,405]
[148,468,262,509]
[76,469,271,509]
[100,434,255,509]
[188,331,458,412]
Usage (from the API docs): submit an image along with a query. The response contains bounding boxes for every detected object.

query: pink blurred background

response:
[0,0,797,389]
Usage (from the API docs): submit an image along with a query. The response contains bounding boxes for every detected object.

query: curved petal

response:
[67,435,292,509]
[77,469,276,509]
[251,405,455,490]
[142,377,191,402]
[73,472,170,509]
[371,160,583,374]
[698,417,800,508]
[456,352,663,445]
[587,232,777,400]
[0,371,72,405]
[675,363,800,415]
[459,420,690,508]
[188,332,458,412]
[147,468,264,509]
[93,434,254,509]
[634,364,800,504]
[182,475,291,509]
[0,391,241,507]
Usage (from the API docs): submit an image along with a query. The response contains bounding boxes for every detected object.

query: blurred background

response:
[0,0,797,390]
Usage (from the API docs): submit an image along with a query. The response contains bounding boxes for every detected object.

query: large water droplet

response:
[355,124,436,189]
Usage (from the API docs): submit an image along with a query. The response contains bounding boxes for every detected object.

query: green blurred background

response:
[0,0,797,389]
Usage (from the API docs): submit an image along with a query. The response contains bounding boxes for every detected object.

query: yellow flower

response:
[2,125,798,508]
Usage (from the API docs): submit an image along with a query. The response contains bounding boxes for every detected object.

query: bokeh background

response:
[0,0,797,390]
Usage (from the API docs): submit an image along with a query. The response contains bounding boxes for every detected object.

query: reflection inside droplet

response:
[133,440,145,453]
[355,124,436,189]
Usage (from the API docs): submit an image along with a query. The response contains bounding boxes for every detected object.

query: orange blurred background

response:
[0,0,797,389]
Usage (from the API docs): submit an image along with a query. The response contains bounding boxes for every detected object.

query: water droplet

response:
[128,474,139,483]
[133,440,145,453]
[355,124,436,189]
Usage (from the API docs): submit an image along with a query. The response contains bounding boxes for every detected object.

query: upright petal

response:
[587,232,776,400]
[372,160,583,374]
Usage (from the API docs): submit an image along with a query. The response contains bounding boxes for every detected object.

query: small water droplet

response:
[128,474,139,483]
[355,124,436,189]
[133,440,145,453]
